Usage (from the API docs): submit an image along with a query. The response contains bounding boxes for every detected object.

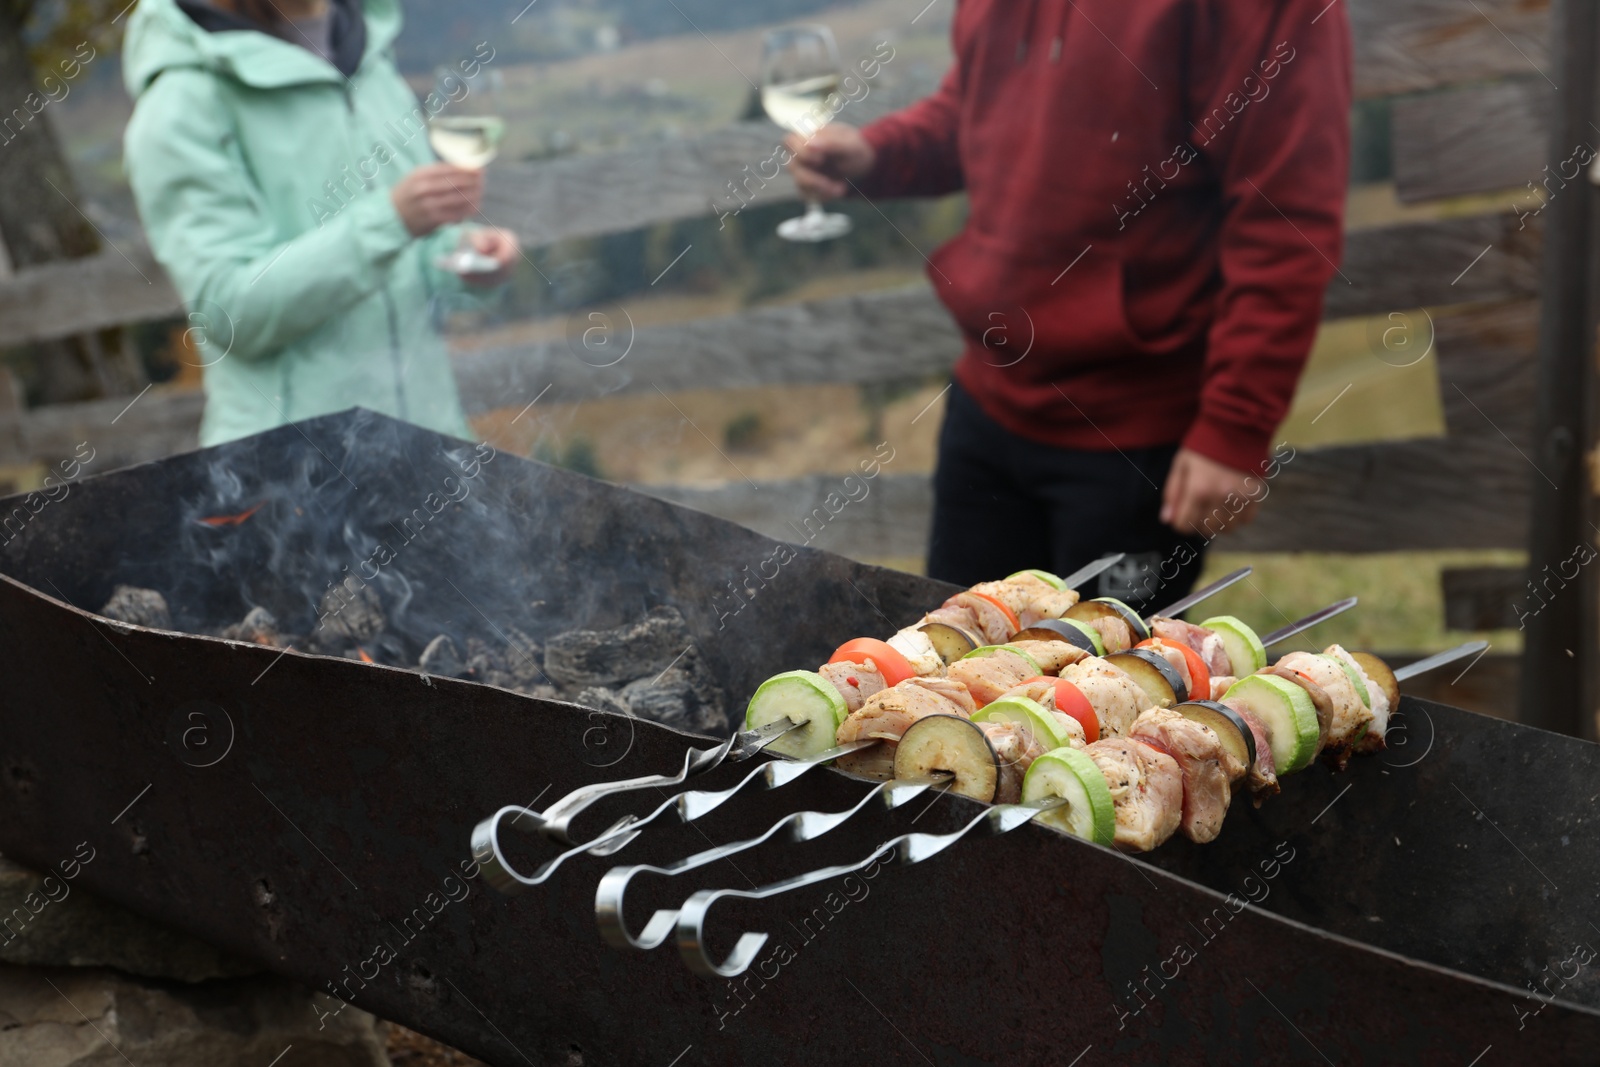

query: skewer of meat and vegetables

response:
[742,566,1484,857]
[746,565,1264,767]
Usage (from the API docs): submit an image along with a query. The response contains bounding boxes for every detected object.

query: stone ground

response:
[386,1025,487,1066]
[0,962,389,1066]
[0,854,488,1065]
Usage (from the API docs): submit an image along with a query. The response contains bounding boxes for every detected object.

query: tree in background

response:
[0,0,143,403]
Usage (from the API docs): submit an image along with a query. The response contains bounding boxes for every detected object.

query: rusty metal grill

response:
[1,409,1597,1065]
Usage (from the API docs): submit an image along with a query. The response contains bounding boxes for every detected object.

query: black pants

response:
[927,381,1207,613]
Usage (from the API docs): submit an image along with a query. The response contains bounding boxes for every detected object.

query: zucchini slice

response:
[972,696,1073,750]
[1007,568,1067,590]
[1198,615,1267,677]
[1320,652,1371,708]
[1351,651,1400,711]
[744,670,847,758]
[1022,747,1116,845]
[961,643,1044,675]
[1220,674,1319,774]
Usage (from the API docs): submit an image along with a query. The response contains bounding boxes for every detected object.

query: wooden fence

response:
[0,0,1558,711]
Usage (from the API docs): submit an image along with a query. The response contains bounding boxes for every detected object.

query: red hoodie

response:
[858,0,1351,472]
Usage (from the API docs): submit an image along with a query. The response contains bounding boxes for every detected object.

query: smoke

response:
[159,415,521,664]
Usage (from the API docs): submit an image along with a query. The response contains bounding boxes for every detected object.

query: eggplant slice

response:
[894,715,1000,803]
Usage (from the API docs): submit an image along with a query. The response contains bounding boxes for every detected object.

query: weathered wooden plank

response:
[0,245,183,349]
[485,122,803,250]
[642,472,933,563]
[481,0,1559,247]
[1391,78,1550,203]
[1350,0,1552,100]
[0,210,1546,470]
[635,437,1533,563]
[1221,437,1530,552]
[1328,212,1540,319]
[450,285,961,413]
[480,77,932,249]
[0,386,1535,559]
[453,213,1541,410]
[1435,299,1539,445]
[0,0,1560,346]
[1441,566,1526,631]
[0,129,1542,353]
[8,389,205,472]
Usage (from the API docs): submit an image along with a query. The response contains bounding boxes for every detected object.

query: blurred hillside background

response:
[5,0,1524,662]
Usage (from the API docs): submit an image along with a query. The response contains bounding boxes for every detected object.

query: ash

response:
[98,588,724,733]
[222,606,283,646]
[99,586,172,630]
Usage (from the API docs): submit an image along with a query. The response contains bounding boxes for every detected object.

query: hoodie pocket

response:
[929,226,1143,380]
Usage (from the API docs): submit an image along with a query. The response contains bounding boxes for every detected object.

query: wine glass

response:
[760,25,852,242]
[427,66,507,275]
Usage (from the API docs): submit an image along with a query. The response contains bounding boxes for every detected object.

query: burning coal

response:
[99,585,725,733]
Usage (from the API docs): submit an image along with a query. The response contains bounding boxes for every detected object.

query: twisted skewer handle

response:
[470,731,864,894]
[533,717,801,845]
[595,773,947,950]
[674,797,1064,978]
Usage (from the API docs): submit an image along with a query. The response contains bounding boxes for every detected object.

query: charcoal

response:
[222,606,282,646]
[419,635,470,678]
[575,687,632,717]
[620,648,725,733]
[464,630,544,688]
[99,586,171,630]
[310,581,384,653]
[543,606,694,689]
[502,627,546,688]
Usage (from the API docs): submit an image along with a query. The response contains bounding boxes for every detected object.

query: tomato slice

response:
[1133,735,1179,763]
[828,638,916,687]
[1137,638,1210,704]
[966,591,1021,634]
[1023,675,1099,745]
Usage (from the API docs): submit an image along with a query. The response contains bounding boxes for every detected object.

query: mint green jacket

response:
[123,0,476,445]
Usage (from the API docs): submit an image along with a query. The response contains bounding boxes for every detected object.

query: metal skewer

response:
[510,716,802,848]
[1060,553,1125,589]
[595,773,950,951]
[472,733,869,894]
[1393,640,1489,683]
[1151,566,1253,618]
[1261,597,1359,648]
[673,797,1065,978]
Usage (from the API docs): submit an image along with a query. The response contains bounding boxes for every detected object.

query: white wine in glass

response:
[428,116,506,170]
[760,26,852,242]
[427,67,506,275]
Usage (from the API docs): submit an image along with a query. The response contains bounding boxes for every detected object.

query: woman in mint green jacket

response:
[123,0,518,446]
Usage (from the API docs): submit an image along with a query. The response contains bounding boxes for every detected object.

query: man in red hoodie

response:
[788,0,1350,606]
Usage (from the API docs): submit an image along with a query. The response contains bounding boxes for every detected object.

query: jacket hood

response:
[123,0,399,97]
